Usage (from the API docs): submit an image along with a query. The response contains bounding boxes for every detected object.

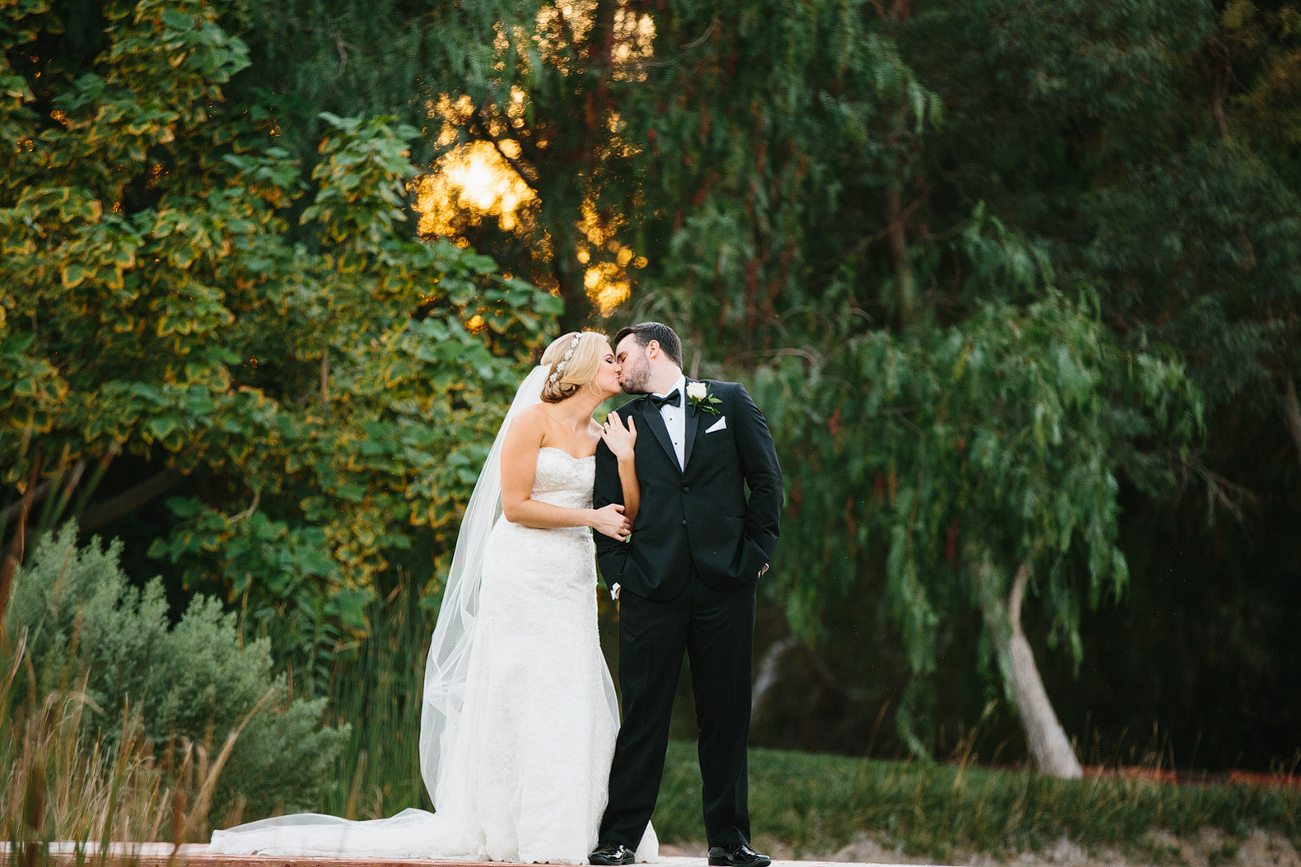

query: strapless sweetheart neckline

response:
[540,445,597,462]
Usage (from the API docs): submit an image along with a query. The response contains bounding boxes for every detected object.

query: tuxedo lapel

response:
[637,400,682,472]
[682,378,702,469]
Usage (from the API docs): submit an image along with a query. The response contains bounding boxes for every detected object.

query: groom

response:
[590,322,783,867]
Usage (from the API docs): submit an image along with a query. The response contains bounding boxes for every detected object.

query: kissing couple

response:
[211,322,784,866]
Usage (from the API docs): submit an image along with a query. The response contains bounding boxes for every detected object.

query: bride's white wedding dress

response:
[211,369,657,864]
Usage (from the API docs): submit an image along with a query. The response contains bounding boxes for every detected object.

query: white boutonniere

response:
[686,381,721,415]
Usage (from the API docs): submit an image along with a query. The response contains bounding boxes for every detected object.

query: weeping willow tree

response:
[753,260,1202,773]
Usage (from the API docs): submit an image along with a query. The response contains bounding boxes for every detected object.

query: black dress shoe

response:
[589,841,636,865]
[709,843,772,867]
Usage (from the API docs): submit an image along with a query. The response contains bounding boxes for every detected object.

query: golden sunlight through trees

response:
[412,139,536,236]
[410,2,654,315]
[577,198,644,312]
[412,92,535,237]
[611,5,655,81]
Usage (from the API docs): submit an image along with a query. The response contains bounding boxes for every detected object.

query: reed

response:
[0,626,248,864]
[319,578,431,819]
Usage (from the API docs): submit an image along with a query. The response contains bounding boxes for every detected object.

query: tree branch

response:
[320,351,330,411]
[803,645,869,703]
[1206,36,1232,141]
[837,193,924,270]
[0,479,55,526]
[77,468,185,534]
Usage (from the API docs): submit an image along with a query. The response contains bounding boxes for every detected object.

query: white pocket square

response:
[705,416,727,433]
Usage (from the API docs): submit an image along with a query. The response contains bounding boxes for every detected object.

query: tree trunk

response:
[751,636,797,717]
[0,463,42,623]
[1280,377,1301,476]
[884,186,916,322]
[983,556,1083,778]
[0,479,54,526]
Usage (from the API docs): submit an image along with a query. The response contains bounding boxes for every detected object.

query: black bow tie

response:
[648,389,681,410]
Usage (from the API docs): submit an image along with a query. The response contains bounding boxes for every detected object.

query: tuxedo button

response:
[682,485,690,493]
[681,519,687,527]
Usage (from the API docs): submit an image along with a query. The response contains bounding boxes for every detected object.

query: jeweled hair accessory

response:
[549,334,582,383]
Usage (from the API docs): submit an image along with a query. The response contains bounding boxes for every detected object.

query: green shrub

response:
[5,524,349,818]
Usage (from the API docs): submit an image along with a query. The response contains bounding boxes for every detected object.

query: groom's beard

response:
[621,357,651,394]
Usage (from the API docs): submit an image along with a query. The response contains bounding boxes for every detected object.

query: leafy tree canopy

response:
[1,0,560,678]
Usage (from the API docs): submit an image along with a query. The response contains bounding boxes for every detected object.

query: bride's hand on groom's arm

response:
[600,413,637,461]
[600,413,640,525]
[589,503,631,541]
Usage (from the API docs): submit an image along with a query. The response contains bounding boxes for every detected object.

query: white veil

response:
[418,363,550,805]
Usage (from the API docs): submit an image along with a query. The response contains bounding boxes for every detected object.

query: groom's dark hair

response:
[614,322,683,368]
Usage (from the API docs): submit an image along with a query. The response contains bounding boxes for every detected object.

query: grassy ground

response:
[655,742,1301,861]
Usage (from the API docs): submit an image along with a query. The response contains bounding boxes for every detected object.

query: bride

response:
[210,332,659,864]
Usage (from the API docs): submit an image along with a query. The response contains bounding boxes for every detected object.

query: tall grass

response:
[319,579,431,819]
[0,627,244,859]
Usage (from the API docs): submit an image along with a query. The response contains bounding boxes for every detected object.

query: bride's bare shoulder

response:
[513,403,552,428]
[503,404,549,450]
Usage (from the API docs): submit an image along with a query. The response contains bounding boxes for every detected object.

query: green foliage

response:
[615,0,943,333]
[657,742,1301,856]
[899,0,1301,416]
[755,267,1201,749]
[1075,139,1301,414]
[0,0,562,675]
[5,524,347,816]
[223,0,943,325]
[1218,0,1301,189]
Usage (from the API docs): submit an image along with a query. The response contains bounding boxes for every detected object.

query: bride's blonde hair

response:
[540,331,607,403]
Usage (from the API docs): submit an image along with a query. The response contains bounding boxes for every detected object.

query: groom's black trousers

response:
[600,568,756,850]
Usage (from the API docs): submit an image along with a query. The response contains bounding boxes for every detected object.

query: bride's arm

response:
[601,412,639,525]
[500,408,630,539]
[616,456,639,525]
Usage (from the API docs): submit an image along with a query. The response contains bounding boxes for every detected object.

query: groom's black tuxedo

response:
[593,378,782,851]
[594,379,782,599]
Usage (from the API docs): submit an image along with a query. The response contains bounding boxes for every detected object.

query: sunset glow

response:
[411,3,654,314]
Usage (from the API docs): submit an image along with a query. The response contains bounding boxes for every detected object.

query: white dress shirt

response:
[653,374,687,469]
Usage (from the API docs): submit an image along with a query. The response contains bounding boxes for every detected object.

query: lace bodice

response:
[530,447,596,510]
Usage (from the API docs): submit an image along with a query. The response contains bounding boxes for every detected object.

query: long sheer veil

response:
[419,363,551,804]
